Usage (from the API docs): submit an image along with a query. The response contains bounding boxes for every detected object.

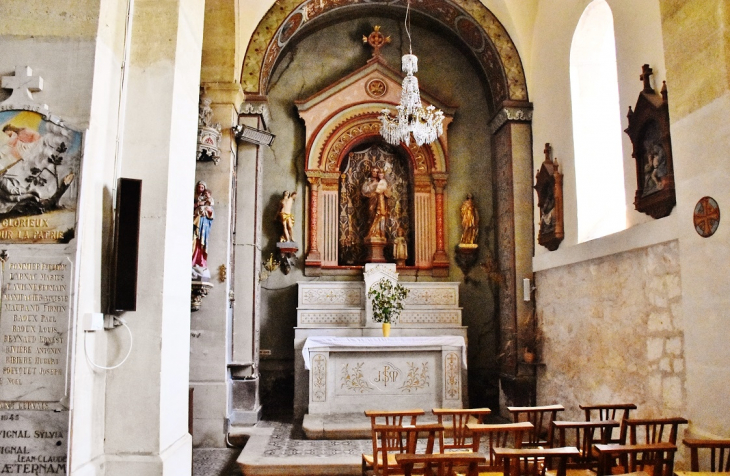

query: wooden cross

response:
[640,64,653,92]
[1,66,44,105]
[363,26,391,58]
[544,143,551,162]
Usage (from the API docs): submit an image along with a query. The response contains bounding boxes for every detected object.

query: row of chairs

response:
[361,404,730,476]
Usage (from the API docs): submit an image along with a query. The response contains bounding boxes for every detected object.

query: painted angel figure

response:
[192,181,214,277]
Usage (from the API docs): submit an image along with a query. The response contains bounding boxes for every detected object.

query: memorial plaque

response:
[0,410,68,474]
[0,255,72,402]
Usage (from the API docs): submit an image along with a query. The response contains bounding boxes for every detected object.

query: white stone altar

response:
[294,271,468,418]
[303,336,466,414]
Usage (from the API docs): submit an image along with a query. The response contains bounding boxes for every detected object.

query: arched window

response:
[570,0,626,242]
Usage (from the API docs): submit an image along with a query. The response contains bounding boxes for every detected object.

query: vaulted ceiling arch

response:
[240,0,528,110]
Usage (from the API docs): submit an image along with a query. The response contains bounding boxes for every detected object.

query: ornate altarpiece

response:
[296,34,456,276]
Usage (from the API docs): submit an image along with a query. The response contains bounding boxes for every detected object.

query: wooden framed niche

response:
[625,64,676,219]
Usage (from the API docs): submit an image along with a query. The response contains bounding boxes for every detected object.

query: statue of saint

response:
[459,193,479,245]
[192,181,214,275]
[393,228,407,266]
[361,167,391,241]
[277,190,297,242]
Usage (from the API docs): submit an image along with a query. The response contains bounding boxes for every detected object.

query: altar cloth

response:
[302,335,467,370]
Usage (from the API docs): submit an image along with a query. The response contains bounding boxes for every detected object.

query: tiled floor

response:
[192,447,242,476]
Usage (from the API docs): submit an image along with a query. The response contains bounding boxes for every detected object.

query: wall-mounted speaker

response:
[109,178,142,312]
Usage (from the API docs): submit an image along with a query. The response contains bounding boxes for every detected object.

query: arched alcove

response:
[237,0,536,411]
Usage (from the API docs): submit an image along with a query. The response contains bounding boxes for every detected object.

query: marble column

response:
[305,174,322,268]
[488,101,535,410]
[432,173,450,276]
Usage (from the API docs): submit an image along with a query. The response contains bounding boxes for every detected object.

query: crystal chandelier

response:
[379,0,444,147]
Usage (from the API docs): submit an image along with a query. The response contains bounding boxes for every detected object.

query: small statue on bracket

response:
[275,190,298,274]
[534,143,564,251]
[455,193,479,276]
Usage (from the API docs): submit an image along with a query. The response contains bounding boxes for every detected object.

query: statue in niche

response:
[459,193,479,246]
[192,180,214,281]
[361,166,391,241]
[641,124,668,197]
[338,145,410,265]
[277,190,297,242]
[393,228,407,266]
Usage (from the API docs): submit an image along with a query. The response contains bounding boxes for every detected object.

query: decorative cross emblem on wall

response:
[693,196,720,238]
[1,66,45,108]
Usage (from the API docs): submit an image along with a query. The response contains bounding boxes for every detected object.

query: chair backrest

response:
[580,404,637,444]
[371,423,444,476]
[623,417,688,446]
[432,407,492,452]
[467,422,534,470]
[550,420,620,469]
[493,446,580,476]
[683,438,730,472]
[594,442,677,476]
[395,452,487,476]
[366,409,426,427]
[508,404,565,447]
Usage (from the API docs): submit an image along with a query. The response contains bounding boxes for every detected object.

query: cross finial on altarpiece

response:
[640,64,654,93]
[1,66,49,114]
[543,142,552,162]
[363,26,391,58]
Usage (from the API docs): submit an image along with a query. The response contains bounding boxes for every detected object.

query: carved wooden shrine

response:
[625,64,676,219]
[534,143,564,251]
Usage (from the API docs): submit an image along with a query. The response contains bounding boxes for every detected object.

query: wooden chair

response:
[594,442,677,476]
[493,447,580,476]
[675,439,730,476]
[508,405,565,448]
[450,422,533,476]
[396,452,487,476]
[544,420,620,476]
[363,410,427,475]
[622,417,689,446]
[432,408,492,452]
[580,404,637,444]
[364,423,444,476]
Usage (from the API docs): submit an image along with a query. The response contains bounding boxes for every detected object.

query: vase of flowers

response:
[367,278,409,337]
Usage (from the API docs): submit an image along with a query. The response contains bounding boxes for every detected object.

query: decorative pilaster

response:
[305,174,322,267]
[432,173,449,275]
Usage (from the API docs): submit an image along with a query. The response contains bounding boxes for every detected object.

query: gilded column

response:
[432,173,449,275]
[305,174,322,267]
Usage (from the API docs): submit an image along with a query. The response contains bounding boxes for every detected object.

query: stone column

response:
[102,0,205,474]
[229,98,270,426]
[189,82,243,446]
[488,101,535,411]
[432,173,449,276]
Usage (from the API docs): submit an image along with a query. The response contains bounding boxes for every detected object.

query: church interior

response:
[0,0,729,475]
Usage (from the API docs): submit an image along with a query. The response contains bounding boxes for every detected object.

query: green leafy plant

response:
[367,278,409,324]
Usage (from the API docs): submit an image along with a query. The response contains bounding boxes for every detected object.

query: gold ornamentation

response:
[340,362,373,392]
[366,78,387,98]
[312,354,327,401]
[444,352,460,400]
[399,362,430,393]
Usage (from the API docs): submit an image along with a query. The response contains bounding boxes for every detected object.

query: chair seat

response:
[675,472,730,476]
[362,453,398,466]
[455,471,502,476]
[546,468,597,476]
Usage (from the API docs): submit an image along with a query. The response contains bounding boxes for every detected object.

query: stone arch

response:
[240,0,528,106]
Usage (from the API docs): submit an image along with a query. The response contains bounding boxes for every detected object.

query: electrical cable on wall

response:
[83,317,133,370]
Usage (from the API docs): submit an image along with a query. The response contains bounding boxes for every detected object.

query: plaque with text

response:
[0,410,68,473]
[0,256,72,403]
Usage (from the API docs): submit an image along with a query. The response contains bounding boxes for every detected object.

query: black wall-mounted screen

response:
[109,178,142,312]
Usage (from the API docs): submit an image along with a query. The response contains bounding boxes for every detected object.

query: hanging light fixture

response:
[379,0,444,147]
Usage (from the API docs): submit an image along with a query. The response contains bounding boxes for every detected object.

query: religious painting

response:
[625,64,676,219]
[0,110,81,243]
[338,145,412,266]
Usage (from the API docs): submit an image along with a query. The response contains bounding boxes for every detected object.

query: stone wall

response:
[535,240,685,420]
